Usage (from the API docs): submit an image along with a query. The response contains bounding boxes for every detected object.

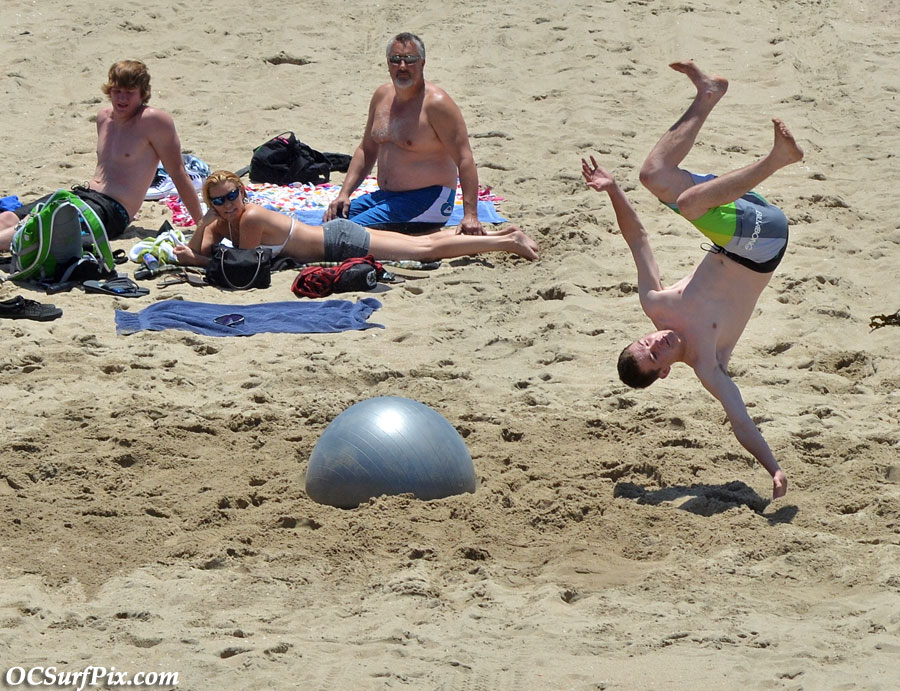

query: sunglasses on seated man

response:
[388,54,422,65]
[209,188,241,206]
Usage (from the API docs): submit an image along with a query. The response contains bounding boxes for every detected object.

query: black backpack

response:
[248,132,350,185]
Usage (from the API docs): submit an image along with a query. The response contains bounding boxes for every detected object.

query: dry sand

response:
[1,0,899,689]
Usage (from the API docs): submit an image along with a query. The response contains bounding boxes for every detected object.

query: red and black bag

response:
[291,255,384,298]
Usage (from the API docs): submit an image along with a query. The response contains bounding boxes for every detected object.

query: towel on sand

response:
[115,298,383,337]
[1,195,22,212]
[162,177,506,227]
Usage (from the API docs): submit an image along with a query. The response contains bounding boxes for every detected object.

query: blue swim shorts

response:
[347,185,456,229]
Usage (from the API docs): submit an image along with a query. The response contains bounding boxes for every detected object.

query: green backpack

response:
[9,189,115,281]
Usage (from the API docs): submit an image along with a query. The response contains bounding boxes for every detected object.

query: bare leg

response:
[639,60,729,204]
[367,224,539,262]
[0,212,20,251]
[676,118,804,220]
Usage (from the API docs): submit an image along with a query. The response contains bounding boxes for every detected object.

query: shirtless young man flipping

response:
[324,32,485,236]
[582,61,804,499]
[0,59,204,249]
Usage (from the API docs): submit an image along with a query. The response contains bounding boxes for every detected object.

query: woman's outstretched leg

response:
[367,225,539,262]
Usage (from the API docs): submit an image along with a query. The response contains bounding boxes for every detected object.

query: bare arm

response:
[173,209,218,266]
[430,91,482,235]
[697,364,788,499]
[582,158,662,298]
[324,90,382,221]
[169,166,204,225]
[148,111,204,224]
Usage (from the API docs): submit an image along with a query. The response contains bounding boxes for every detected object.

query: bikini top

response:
[224,218,293,258]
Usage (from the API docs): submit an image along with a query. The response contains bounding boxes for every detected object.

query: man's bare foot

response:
[670,60,728,105]
[771,118,804,166]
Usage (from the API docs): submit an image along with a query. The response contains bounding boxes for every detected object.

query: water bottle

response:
[135,253,160,280]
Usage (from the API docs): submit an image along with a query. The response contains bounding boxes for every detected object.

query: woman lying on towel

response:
[173,170,539,267]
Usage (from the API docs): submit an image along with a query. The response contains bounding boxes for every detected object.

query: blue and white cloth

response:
[145,154,211,201]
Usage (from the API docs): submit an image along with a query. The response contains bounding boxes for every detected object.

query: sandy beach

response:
[1,0,899,689]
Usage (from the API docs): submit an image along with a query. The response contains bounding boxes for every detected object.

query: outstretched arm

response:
[324,90,382,222]
[697,365,788,499]
[173,209,217,266]
[582,157,662,297]
[430,91,483,235]
[149,111,204,225]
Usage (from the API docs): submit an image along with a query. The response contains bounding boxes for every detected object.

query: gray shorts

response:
[323,218,372,261]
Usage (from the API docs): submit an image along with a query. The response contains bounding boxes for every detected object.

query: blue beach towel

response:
[115,298,383,337]
[448,200,506,226]
[1,195,22,212]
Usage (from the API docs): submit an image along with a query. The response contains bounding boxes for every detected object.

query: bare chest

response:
[97,117,151,164]
[660,257,770,355]
[370,101,438,150]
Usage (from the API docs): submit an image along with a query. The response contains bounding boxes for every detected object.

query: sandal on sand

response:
[0,295,63,321]
[157,270,207,289]
[83,277,150,298]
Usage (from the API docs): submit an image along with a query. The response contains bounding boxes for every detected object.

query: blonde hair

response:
[202,170,246,208]
[101,60,152,103]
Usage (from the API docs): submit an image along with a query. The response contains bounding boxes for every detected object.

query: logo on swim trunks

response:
[744,209,763,251]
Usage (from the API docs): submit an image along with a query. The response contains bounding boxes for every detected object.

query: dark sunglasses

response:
[214,313,245,327]
[209,188,241,206]
[388,54,422,65]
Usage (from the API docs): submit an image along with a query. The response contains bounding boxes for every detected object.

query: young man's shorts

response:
[347,185,456,232]
[15,185,131,239]
[323,219,372,262]
[664,171,789,273]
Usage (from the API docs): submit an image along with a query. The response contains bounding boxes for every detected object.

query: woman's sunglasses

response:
[209,188,241,206]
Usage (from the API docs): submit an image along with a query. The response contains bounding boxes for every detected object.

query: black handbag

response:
[206,245,272,290]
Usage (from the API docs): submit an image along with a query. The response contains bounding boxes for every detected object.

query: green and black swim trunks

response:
[664,171,789,273]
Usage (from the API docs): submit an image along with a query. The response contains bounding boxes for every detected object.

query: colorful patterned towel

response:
[162,177,506,227]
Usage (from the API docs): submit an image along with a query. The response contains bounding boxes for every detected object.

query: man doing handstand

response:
[582,60,804,499]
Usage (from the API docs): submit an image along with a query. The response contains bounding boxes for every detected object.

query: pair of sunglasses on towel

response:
[214,313,244,327]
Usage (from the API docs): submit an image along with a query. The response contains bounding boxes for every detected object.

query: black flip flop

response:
[83,277,150,298]
[112,249,129,265]
[0,295,63,321]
